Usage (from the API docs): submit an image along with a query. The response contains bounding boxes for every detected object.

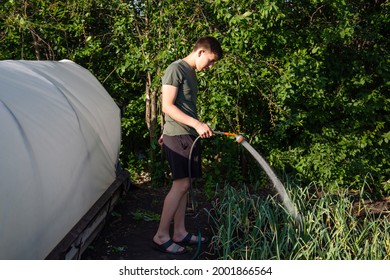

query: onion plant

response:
[206,181,390,260]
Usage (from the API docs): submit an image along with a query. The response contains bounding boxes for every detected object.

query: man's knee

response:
[172,177,190,193]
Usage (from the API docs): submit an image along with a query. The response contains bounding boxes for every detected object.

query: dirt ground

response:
[81,182,216,260]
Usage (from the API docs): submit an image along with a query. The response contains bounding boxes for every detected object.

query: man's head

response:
[192,36,223,71]
[193,36,223,60]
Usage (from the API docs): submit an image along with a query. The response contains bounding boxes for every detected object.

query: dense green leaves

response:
[1,0,389,195]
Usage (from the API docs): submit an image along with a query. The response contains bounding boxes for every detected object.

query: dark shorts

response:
[163,134,202,180]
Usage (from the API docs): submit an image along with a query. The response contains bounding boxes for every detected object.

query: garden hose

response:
[187,135,203,260]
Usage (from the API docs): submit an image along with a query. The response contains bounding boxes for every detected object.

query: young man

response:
[153,36,223,254]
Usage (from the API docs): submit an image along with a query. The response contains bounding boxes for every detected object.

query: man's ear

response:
[197,49,205,57]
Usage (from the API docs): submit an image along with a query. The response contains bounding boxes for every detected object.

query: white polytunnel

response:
[0,60,122,259]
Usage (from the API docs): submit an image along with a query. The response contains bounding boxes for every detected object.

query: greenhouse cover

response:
[0,60,121,259]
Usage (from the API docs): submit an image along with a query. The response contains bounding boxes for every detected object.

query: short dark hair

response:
[193,36,223,60]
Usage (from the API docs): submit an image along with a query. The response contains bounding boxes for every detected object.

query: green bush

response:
[1,0,388,196]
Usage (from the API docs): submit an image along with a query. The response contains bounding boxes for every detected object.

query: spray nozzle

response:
[213,131,237,137]
[213,131,245,144]
[235,134,245,144]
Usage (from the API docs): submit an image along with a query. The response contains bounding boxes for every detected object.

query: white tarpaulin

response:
[0,60,121,259]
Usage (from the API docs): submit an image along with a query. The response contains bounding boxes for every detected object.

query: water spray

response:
[213,131,303,228]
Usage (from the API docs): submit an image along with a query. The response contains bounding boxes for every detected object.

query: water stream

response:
[239,137,302,226]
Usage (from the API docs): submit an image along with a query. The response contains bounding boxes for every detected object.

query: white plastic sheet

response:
[0,60,121,259]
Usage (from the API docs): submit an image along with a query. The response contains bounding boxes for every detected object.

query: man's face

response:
[196,50,218,71]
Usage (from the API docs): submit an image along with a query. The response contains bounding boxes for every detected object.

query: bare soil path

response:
[81,183,215,260]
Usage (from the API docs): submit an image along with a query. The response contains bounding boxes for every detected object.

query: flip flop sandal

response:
[176,233,208,246]
[152,239,187,255]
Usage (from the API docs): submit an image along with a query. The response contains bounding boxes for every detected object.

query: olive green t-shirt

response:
[162,59,198,136]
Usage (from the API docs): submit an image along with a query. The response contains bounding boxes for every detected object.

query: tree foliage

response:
[1,0,389,195]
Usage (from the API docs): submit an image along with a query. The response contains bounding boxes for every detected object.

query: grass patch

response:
[132,208,161,222]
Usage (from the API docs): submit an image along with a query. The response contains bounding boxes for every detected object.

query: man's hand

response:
[158,135,164,146]
[195,122,213,138]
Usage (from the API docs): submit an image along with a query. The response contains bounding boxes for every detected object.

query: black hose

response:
[188,135,202,260]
